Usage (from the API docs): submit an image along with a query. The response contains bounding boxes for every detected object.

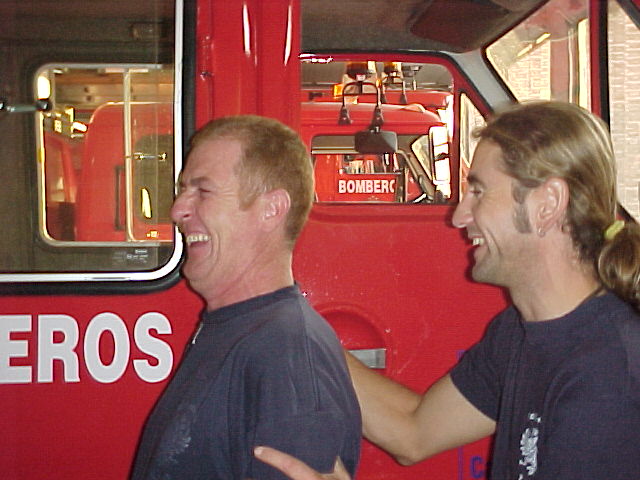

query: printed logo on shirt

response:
[518,412,541,479]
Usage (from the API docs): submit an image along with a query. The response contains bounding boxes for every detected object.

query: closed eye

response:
[199,187,213,196]
[466,173,485,198]
[467,186,483,197]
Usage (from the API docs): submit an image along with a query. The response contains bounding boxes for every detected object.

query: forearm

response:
[346,354,495,465]
[346,353,429,464]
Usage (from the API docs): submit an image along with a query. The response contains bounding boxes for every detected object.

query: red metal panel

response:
[254,0,301,130]
[589,0,604,116]
[294,204,506,479]
[0,283,205,480]
[195,0,299,128]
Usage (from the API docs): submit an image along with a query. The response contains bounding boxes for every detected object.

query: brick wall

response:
[608,1,640,220]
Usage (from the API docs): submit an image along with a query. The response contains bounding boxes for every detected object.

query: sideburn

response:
[511,182,533,234]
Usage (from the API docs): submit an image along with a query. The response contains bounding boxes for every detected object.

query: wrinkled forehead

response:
[183,138,243,176]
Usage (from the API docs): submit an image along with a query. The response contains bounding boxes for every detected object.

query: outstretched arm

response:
[347,353,495,464]
[254,447,350,480]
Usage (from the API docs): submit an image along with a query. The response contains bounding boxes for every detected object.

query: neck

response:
[511,266,601,322]
[201,249,294,312]
[509,230,603,321]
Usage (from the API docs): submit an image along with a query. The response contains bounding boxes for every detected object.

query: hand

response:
[254,446,352,480]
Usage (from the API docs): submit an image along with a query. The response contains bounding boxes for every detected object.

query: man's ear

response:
[533,177,569,235]
[260,189,291,232]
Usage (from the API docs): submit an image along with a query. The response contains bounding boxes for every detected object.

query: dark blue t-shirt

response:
[451,292,640,479]
[131,285,361,479]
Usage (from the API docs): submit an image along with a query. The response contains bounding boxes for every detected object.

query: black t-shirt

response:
[451,292,640,479]
[131,285,361,480]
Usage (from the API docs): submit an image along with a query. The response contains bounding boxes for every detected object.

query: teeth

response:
[472,238,485,246]
[186,234,210,245]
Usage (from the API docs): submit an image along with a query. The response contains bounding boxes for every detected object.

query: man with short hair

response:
[255,101,640,479]
[131,115,361,480]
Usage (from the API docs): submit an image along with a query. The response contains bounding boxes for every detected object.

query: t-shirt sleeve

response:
[229,320,361,480]
[248,411,353,479]
[450,309,517,421]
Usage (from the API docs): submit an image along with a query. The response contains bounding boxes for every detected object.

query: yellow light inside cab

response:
[141,188,152,219]
[37,75,51,99]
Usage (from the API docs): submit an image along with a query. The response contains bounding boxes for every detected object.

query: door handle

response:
[348,348,386,369]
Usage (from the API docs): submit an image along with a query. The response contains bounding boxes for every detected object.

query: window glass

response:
[38,65,175,244]
[301,59,453,204]
[608,0,640,220]
[458,93,486,195]
[312,133,449,204]
[486,0,591,108]
[0,1,181,281]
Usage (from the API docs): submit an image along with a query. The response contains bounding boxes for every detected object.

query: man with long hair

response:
[257,101,640,479]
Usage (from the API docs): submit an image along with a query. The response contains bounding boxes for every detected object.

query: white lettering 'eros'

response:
[0,312,173,385]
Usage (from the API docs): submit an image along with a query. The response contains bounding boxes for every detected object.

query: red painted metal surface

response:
[1,284,205,479]
[295,202,506,479]
[196,0,300,130]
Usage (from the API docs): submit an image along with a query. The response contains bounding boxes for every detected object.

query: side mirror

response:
[355,128,398,154]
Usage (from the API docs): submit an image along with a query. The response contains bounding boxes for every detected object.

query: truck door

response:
[295,57,503,479]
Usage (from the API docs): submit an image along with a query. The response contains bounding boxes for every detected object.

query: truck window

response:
[459,93,486,195]
[38,65,175,244]
[0,1,182,283]
[312,132,448,203]
[486,0,591,108]
[302,59,454,204]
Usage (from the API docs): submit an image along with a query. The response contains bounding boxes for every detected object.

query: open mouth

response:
[472,237,485,246]
[185,233,211,245]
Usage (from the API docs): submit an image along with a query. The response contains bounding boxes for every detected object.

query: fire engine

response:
[1,0,639,479]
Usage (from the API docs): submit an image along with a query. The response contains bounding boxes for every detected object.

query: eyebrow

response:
[178,175,209,187]
[176,175,215,195]
[466,172,485,187]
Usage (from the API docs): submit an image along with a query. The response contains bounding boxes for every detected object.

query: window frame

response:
[0,0,188,288]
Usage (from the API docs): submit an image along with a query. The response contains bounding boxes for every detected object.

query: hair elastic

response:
[604,220,625,241]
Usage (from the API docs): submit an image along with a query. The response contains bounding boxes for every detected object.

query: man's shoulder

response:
[556,293,640,398]
[482,304,521,336]
[591,293,640,351]
[604,295,640,387]
[232,295,341,361]
[254,292,337,339]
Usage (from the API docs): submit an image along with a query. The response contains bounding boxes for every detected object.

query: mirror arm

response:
[0,98,52,113]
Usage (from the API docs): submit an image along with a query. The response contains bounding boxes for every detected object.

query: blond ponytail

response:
[598,219,640,310]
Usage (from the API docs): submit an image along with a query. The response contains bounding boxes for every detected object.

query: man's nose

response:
[170,192,191,225]
[451,195,471,229]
